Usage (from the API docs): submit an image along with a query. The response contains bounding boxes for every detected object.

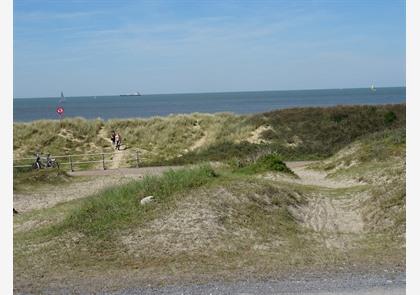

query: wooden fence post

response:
[69,155,73,172]
[102,153,106,170]
[136,150,140,168]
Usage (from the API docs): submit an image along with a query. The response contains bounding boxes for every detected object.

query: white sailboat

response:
[370,84,376,92]
[59,91,66,103]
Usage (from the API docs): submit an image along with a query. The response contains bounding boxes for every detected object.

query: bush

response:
[232,153,295,175]
[384,111,397,125]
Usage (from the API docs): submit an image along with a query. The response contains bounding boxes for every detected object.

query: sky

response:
[13,0,406,98]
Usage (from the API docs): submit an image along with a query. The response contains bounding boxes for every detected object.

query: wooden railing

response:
[13,150,142,171]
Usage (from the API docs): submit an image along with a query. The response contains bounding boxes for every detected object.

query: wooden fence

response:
[13,150,142,171]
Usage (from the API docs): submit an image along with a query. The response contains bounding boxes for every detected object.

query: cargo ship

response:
[120,91,141,96]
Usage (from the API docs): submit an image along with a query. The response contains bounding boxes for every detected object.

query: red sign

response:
[56,106,64,115]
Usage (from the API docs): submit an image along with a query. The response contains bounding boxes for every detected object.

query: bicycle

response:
[32,153,60,170]
[32,153,44,170]
[46,154,59,169]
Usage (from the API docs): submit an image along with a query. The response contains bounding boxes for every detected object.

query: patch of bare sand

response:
[263,166,363,188]
[119,187,259,257]
[57,128,84,143]
[289,191,368,248]
[188,131,208,151]
[246,125,273,144]
[109,150,125,169]
[264,162,368,249]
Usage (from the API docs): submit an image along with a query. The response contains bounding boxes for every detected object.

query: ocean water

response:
[13,87,405,122]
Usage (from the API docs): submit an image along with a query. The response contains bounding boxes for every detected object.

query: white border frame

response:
[4,1,417,294]
[406,0,420,294]
[0,0,13,294]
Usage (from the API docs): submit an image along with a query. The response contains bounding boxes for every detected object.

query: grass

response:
[14,165,317,290]
[13,157,406,291]
[362,177,406,235]
[146,104,406,164]
[13,168,72,192]
[308,127,406,237]
[310,127,405,172]
[13,117,106,156]
[49,164,218,239]
[13,104,406,291]
[230,153,296,175]
[14,104,405,167]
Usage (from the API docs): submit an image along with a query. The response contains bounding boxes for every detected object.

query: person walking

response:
[111,131,116,146]
[115,133,122,150]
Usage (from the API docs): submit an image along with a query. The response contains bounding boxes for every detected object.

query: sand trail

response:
[277,162,367,249]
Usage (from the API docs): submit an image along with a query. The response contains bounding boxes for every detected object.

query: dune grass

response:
[13,138,406,291]
[308,127,406,238]
[14,163,314,287]
[229,153,296,176]
[46,164,218,240]
[14,104,405,167]
[148,104,406,164]
[13,169,72,192]
[310,127,405,177]
[13,118,105,156]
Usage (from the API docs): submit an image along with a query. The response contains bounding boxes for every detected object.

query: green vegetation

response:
[311,127,405,172]
[15,163,315,288]
[384,111,398,125]
[53,165,218,239]
[310,127,406,237]
[362,177,405,235]
[13,169,72,191]
[13,104,406,291]
[13,118,105,156]
[230,153,295,175]
[14,104,405,167]
[162,104,406,164]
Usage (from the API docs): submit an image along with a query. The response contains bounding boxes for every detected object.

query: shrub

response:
[384,111,397,125]
[233,153,295,175]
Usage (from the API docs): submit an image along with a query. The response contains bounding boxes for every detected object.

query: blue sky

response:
[14,0,405,98]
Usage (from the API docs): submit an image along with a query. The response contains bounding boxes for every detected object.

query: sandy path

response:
[189,131,208,151]
[267,161,361,188]
[109,149,125,169]
[97,126,130,169]
[13,176,138,213]
[273,162,368,249]
[68,166,183,177]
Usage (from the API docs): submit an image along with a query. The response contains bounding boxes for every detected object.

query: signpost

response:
[56,92,65,120]
[55,92,66,127]
[56,106,64,116]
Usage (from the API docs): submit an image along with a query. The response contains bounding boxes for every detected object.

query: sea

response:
[13,87,405,122]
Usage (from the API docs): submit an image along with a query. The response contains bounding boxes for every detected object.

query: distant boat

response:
[59,91,66,103]
[120,91,141,96]
[370,84,376,92]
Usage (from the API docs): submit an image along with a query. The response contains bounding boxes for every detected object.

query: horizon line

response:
[13,85,406,100]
